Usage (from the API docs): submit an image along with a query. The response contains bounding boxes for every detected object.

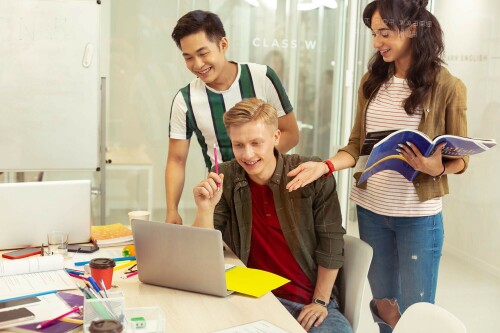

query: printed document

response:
[0,256,75,299]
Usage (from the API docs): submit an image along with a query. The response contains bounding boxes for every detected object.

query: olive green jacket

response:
[213,152,345,287]
[339,67,468,202]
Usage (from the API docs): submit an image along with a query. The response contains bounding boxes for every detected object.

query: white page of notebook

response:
[0,256,75,299]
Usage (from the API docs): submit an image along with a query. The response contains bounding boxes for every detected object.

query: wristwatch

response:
[313,298,328,308]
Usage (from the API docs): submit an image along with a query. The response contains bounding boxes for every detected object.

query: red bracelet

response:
[323,160,335,177]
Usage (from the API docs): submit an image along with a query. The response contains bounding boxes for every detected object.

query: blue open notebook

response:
[358,129,497,184]
[14,293,83,333]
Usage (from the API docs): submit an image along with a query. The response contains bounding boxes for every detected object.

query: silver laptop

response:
[0,180,91,250]
[131,219,232,297]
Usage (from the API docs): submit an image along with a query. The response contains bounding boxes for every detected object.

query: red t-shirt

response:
[246,178,314,304]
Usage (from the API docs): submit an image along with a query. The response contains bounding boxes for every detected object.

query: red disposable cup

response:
[89,258,116,290]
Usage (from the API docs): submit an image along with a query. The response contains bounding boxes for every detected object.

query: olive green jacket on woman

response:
[339,67,468,202]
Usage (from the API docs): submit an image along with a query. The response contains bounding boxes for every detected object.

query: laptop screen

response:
[131,220,229,297]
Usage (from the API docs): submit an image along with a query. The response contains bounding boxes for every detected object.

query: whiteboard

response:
[0,0,100,170]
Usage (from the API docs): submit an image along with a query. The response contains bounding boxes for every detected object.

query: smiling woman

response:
[286,1,469,332]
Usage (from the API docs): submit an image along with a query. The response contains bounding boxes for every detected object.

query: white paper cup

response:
[128,210,150,223]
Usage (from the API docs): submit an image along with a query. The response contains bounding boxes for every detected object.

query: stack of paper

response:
[90,223,133,247]
[225,267,290,298]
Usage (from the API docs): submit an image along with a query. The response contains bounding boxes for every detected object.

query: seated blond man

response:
[192,98,352,333]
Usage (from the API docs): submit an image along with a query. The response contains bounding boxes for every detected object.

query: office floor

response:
[347,219,500,333]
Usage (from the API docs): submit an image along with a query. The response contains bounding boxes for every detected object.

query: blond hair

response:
[223,98,278,131]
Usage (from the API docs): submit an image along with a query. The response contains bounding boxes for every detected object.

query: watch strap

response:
[313,298,327,307]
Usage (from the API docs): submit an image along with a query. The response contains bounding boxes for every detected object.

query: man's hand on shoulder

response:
[165,210,183,225]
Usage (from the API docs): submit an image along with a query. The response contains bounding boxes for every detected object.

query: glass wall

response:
[0,0,352,224]
[105,0,351,223]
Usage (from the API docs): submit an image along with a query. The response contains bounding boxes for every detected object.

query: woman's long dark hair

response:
[363,0,444,115]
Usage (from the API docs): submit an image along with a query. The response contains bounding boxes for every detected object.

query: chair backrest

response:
[342,235,373,333]
[393,302,467,333]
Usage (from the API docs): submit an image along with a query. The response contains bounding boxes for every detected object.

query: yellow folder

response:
[225,266,290,298]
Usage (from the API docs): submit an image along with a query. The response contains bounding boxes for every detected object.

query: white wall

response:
[435,0,500,277]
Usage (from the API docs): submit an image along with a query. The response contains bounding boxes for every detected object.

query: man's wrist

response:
[312,298,328,308]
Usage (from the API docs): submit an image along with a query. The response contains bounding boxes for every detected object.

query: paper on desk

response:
[0,255,76,300]
[225,267,289,298]
[0,270,76,300]
[213,320,289,333]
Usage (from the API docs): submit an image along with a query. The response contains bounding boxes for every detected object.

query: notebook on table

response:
[131,220,233,297]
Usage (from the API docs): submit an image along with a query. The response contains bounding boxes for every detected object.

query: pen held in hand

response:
[214,144,220,190]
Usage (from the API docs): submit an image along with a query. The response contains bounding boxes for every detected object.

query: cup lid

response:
[89,258,116,269]
[89,319,123,333]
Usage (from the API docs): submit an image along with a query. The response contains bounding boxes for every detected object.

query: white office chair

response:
[393,302,467,333]
[342,235,373,333]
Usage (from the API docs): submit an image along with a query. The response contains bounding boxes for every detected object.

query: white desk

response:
[0,249,306,333]
[114,249,306,332]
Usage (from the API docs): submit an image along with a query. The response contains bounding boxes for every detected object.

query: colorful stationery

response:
[14,292,84,333]
[0,290,57,304]
[74,256,136,267]
[35,306,82,329]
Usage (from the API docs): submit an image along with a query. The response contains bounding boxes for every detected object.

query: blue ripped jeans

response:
[278,297,352,333]
[357,205,444,333]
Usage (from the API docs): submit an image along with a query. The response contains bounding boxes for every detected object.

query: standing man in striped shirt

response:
[166,10,299,225]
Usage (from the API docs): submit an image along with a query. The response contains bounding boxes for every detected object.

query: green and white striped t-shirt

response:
[169,62,294,170]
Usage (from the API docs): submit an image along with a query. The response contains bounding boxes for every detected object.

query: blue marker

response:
[74,256,136,266]
[87,276,101,293]
[0,290,57,303]
[65,268,84,275]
